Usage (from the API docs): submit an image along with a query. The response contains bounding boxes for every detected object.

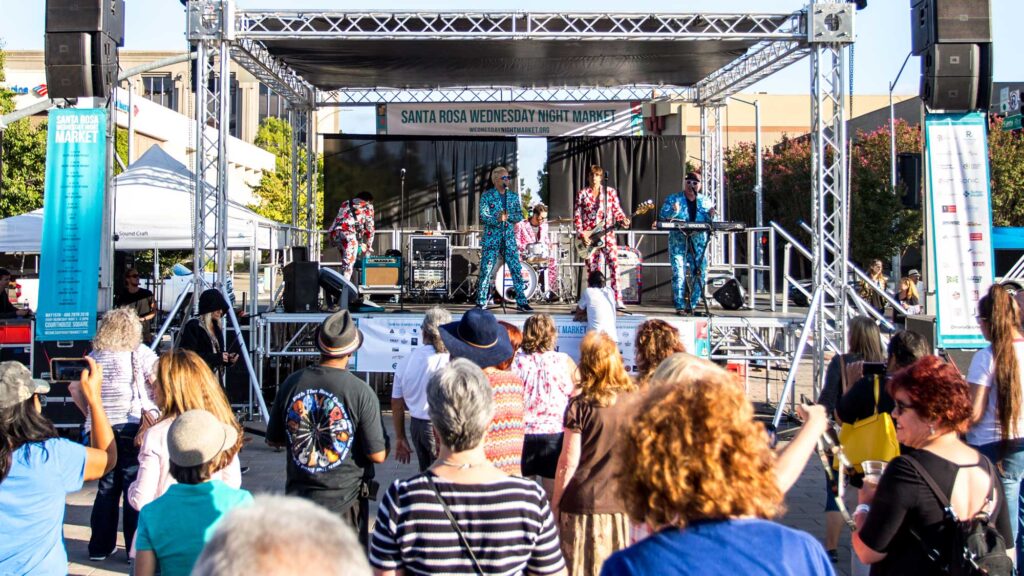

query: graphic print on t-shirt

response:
[285,387,354,472]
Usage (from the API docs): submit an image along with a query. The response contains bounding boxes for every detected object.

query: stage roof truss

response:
[236,11,803,41]
[316,85,693,106]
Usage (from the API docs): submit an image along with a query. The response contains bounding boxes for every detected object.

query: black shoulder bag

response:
[425,473,485,576]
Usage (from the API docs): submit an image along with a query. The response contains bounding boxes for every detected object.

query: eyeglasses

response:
[36,394,47,408]
[500,175,511,181]
[686,179,700,185]
[893,399,917,414]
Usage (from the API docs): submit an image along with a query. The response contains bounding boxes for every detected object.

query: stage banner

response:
[36,108,107,341]
[379,102,643,137]
[925,112,994,349]
[350,313,709,373]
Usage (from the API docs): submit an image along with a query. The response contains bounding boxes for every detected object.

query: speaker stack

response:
[44,0,124,99]
[912,0,991,111]
[409,235,450,297]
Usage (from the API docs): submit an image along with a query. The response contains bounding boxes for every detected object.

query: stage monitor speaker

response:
[283,261,320,312]
[897,152,922,209]
[712,278,746,311]
[911,0,991,55]
[46,0,125,46]
[319,267,358,311]
[44,32,117,99]
[920,43,991,111]
[290,246,308,262]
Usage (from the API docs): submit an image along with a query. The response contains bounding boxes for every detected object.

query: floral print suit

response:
[328,198,375,279]
[476,188,528,306]
[574,186,627,304]
[660,192,714,310]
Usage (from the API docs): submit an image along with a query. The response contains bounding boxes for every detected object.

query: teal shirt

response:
[135,480,253,576]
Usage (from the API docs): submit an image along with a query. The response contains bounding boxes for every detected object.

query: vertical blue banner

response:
[36,108,107,341]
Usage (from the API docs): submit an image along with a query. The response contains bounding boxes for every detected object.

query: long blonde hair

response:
[154,350,243,468]
[200,312,221,353]
[577,331,635,407]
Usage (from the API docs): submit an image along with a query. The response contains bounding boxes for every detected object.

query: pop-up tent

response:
[0,145,282,253]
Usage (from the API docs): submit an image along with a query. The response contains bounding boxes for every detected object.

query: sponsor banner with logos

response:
[379,102,643,137]
[925,112,994,349]
[350,313,709,373]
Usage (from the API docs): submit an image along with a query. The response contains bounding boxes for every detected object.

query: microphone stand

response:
[497,183,509,314]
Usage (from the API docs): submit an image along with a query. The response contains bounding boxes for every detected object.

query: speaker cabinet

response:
[920,43,991,111]
[912,0,991,56]
[712,278,746,311]
[283,261,320,313]
[897,153,922,210]
[46,0,125,46]
[44,32,117,99]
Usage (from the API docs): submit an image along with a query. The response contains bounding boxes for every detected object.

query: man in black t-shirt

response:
[0,269,31,320]
[113,268,155,343]
[266,310,387,545]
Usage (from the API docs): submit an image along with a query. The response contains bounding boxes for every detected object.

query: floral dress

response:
[574,187,627,304]
[328,198,375,278]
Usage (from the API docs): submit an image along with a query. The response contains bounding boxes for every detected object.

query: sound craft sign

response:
[379,102,642,137]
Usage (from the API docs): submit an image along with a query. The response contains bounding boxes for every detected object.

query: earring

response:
[929,425,935,436]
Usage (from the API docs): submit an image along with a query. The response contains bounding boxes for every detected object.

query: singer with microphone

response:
[327,190,376,280]
[659,172,716,315]
[574,165,630,308]
[475,166,533,311]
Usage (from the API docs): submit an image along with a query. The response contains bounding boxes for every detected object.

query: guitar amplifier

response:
[359,256,402,287]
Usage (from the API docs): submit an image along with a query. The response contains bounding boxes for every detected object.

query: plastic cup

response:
[861,460,887,486]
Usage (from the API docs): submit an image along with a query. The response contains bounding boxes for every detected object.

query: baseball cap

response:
[167,409,239,468]
[0,361,50,410]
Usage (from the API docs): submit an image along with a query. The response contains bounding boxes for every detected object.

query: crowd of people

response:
[3,281,1024,575]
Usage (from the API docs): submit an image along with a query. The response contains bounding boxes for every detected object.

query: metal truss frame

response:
[772,1,854,428]
[182,1,855,417]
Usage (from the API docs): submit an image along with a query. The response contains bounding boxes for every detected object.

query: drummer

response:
[514,203,558,300]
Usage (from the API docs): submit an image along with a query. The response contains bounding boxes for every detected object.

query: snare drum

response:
[523,242,549,265]
[494,263,538,301]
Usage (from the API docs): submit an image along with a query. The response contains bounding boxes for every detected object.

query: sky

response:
[4,1,1021,195]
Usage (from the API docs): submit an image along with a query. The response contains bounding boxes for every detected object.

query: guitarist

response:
[573,165,630,309]
[659,172,716,314]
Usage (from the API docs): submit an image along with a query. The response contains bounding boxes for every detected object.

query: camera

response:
[50,358,90,382]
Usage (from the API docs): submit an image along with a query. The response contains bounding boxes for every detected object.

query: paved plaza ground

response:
[63,360,858,576]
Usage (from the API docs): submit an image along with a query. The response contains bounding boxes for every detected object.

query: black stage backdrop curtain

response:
[547,136,687,303]
[322,135,517,235]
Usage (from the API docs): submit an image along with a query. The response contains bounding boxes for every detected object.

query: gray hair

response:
[422,307,452,353]
[192,495,370,576]
[93,307,143,352]
[427,358,494,452]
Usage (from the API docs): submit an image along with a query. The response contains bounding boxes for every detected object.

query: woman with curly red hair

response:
[552,331,637,576]
[633,319,685,388]
[853,355,1013,575]
[602,354,833,575]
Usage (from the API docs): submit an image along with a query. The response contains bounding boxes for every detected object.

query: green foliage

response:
[247,117,325,231]
[847,120,923,265]
[988,116,1024,228]
[1,41,48,218]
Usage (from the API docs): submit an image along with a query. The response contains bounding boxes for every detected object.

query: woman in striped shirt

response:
[370,359,566,576]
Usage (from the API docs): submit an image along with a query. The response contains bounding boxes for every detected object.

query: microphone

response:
[400,168,406,176]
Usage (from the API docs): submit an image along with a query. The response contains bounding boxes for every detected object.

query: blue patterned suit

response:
[660,192,715,310]
[476,188,528,306]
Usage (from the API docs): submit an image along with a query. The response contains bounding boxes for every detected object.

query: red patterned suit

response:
[513,219,558,296]
[328,198,375,278]
[574,186,627,304]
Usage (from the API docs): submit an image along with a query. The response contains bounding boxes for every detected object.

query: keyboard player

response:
[659,172,716,315]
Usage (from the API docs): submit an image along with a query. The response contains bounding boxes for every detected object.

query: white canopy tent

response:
[0,145,283,253]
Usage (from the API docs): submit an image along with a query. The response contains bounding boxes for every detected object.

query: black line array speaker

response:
[912,0,991,55]
[46,0,125,46]
[920,43,992,111]
[44,0,122,99]
[897,152,922,209]
[283,261,320,312]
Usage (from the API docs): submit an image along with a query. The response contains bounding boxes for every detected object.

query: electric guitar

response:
[574,199,655,259]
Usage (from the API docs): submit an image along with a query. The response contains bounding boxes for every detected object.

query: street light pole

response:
[732,96,763,290]
[888,51,914,280]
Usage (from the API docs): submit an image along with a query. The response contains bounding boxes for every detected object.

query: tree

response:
[988,116,1024,228]
[0,41,48,218]
[247,117,324,231]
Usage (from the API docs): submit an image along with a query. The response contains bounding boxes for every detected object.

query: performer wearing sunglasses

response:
[659,172,716,314]
[475,166,533,311]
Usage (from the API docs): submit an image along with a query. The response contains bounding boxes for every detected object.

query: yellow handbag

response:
[833,375,900,473]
